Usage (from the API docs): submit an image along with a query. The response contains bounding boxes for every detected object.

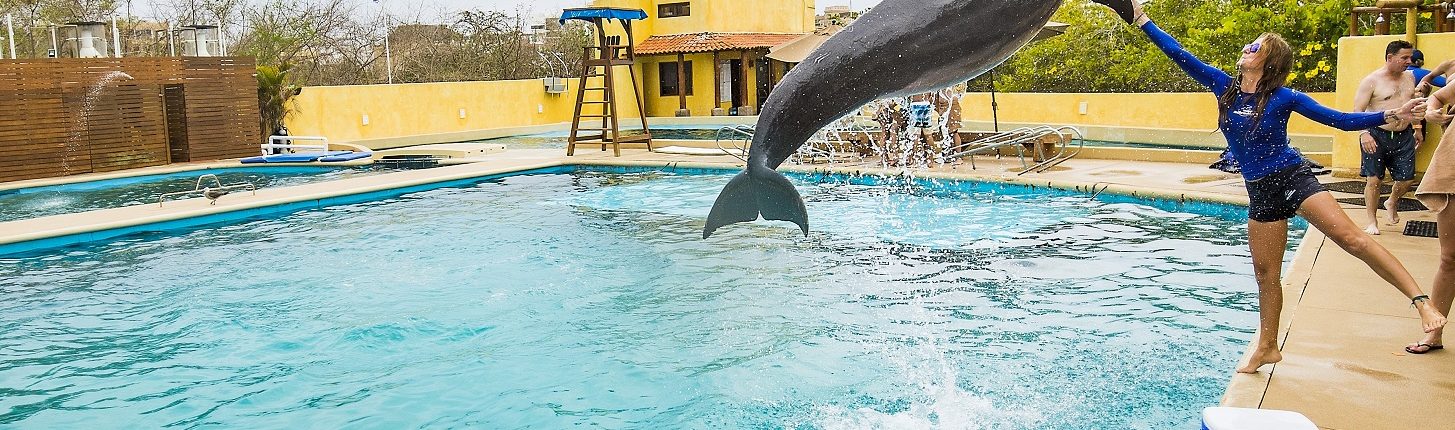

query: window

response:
[658,2,690,18]
[658,61,693,96]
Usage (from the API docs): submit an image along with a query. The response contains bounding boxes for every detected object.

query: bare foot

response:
[1236,347,1282,373]
[1417,302,1448,333]
[1364,223,1381,235]
[1384,198,1400,224]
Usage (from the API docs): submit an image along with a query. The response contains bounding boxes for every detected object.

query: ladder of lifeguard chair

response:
[568,60,617,156]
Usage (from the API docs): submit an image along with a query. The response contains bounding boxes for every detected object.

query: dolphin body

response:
[702,0,1064,239]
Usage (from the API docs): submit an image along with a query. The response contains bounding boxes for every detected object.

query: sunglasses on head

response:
[1243,42,1262,54]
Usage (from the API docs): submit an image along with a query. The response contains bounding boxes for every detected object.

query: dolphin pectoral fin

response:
[752,169,809,237]
[1091,0,1137,24]
[703,172,762,239]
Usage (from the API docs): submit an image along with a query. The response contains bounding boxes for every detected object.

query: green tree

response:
[256,63,300,141]
[993,0,1349,93]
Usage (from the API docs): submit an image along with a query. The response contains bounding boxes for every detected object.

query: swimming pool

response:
[0,166,395,222]
[0,167,1298,428]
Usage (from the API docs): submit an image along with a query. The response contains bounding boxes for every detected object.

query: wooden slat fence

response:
[0,57,260,183]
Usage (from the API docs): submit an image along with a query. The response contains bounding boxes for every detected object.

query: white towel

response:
[1416,128,1455,212]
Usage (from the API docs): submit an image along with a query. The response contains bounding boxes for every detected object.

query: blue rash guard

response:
[1142,22,1388,180]
[1409,66,1448,88]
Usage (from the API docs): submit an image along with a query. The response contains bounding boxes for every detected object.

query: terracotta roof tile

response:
[634,32,805,56]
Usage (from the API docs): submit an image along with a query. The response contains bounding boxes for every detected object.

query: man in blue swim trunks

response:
[1354,40,1422,235]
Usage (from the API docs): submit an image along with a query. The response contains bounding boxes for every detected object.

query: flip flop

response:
[1091,0,1138,24]
[1405,343,1445,354]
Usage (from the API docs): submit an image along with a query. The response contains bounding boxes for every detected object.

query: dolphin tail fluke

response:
[1091,0,1137,25]
[702,169,809,239]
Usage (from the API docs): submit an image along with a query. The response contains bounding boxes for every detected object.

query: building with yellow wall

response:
[587,0,815,117]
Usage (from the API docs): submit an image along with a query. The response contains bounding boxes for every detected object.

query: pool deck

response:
[1,148,1448,429]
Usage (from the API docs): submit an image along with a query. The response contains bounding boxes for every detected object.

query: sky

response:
[130,0,886,24]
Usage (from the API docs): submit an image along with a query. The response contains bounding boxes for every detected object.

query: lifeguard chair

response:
[559,7,653,157]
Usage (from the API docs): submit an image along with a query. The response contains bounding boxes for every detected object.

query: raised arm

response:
[1094,0,1230,91]
[1291,90,1419,131]
[1139,21,1231,91]
[1420,59,1454,90]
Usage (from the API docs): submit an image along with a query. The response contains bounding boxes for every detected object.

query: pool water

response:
[0,166,395,222]
[0,168,1299,428]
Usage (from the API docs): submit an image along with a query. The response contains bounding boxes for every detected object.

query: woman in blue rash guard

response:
[1093,0,1446,374]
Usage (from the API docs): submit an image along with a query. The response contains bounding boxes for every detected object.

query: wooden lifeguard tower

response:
[559,7,653,157]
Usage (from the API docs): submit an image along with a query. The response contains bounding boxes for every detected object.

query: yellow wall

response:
[958,92,1337,139]
[589,0,813,36]
[1332,32,1455,174]
[285,75,640,143]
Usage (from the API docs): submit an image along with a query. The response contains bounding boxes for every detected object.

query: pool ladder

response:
[157,174,256,206]
[714,125,754,162]
[712,120,869,165]
[947,125,1085,175]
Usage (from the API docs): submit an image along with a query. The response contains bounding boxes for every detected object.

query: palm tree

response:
[256,63,300,141]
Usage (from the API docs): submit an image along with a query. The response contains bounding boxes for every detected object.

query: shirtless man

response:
[1353,40,1422,235]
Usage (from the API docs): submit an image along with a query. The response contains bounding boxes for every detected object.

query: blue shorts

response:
[1360,127,1416,181]
[1245,163,1325,222]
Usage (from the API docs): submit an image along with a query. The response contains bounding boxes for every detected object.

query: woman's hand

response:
[1392,97,1427,122]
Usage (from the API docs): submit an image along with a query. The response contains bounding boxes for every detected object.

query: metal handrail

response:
[714,124,754,161]
[1019,126,1085,175]
[262,135,329,155]
[157,174,256,206]
[943,125,1084,173]
[946,126,1055,170]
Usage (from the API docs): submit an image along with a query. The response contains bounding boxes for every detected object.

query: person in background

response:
[933,84,965,162]
[1353,41,1422,235]
[1410,50,1448,94]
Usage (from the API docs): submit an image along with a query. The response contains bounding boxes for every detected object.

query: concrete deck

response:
[0,147,1447,428]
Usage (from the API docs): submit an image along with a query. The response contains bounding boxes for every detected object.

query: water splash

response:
[63,71,135,175]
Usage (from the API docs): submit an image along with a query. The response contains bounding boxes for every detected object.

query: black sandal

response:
[1405,343,1445,354]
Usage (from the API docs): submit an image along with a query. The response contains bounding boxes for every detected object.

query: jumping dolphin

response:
[702,0,1064,239]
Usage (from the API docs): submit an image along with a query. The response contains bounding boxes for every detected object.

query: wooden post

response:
[1436,4,1449,33]
[767,57,777,88]
[1376,11,1391,35]
[739,50,748,113]
[1349,10,1360,36]
[712,50,721,114]
[1406,6,1418,48]
[676,52,687,115]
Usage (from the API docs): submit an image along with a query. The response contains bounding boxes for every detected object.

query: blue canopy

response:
[559,7,647,24]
